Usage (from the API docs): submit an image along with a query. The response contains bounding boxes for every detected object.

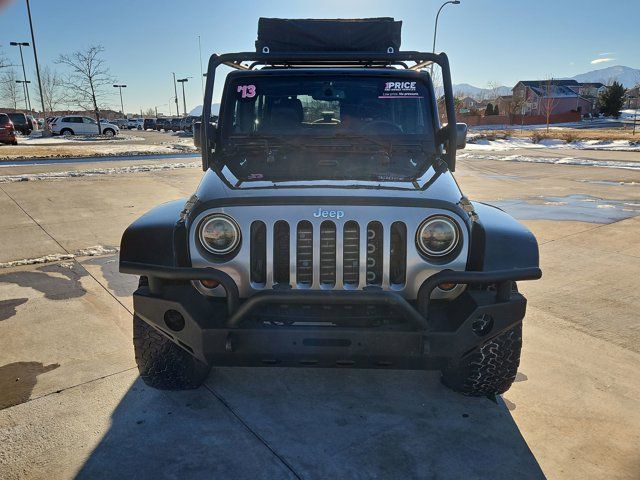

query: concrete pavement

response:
[1,153,639,479]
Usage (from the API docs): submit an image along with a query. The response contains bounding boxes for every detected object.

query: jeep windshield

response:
[216,74,438,184]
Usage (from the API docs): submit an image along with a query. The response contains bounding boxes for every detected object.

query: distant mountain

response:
[569,65,639,88]
[189,103,220,117]
[453,83,511,98]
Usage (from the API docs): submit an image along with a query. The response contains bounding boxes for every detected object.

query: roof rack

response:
[201,50,458,175]
[218,50,437,71]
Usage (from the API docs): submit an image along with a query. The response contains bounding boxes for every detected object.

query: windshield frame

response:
[213,69,441,187]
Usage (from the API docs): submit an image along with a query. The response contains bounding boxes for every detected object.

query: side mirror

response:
[455,122,467,149]
[437,122,467,150]
[193,121,217,151]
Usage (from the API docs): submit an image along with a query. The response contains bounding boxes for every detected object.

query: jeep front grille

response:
[251,219,406,290]
[190,205,470,300]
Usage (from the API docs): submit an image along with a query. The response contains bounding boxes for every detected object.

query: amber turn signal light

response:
[438,282,456,291]
[200,279,220,289]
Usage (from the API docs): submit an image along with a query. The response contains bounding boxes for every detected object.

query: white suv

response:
[126,118,144,130]
[51,116,119,136]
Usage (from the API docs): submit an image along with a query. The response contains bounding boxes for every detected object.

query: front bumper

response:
[122,261,541,369]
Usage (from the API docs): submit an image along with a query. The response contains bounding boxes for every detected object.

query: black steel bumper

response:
[121,261,541,369]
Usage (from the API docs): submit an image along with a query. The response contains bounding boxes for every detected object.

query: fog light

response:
[438,282,457,291]
[200,279,220,289]
[164,309,185,332]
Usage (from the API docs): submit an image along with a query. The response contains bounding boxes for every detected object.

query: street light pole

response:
[177,78,189,116]
[198,35,204,96]
[172,73,179,117]
[113,84,127,115]
[10,41,32,111]
[25,0,50,135]
[15,80,31,111]
[430,1,461,76]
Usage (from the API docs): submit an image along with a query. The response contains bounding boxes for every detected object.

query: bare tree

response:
[487,80,502,101]
[55,45,114,132]
[0,69,24,109]
[34,66,65,114]
[144,107,156,117]
[539,78,560,132]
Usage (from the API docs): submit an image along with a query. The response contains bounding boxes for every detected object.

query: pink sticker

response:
[237,84,256,98]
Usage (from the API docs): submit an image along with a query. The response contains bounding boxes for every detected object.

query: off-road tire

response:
[133,315,210,389]
[133,277,210,389]
[441,323,522,396]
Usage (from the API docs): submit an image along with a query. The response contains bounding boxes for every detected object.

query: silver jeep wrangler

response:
[120,18,541,396]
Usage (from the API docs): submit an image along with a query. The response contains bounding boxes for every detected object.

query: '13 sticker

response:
[237,85,256,98]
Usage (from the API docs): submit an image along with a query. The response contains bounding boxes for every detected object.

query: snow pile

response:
[467,136,640,152]
[0,245,118,269]
[459,152,640,171]
[0,161,200,183]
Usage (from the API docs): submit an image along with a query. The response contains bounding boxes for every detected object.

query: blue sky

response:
[1,0,638,115]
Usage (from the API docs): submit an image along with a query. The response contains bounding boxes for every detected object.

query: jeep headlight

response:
[199,214,241,255]
[416,216,459,257]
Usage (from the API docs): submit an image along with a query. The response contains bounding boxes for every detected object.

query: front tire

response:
[441,323,522,396]
[133,315,210,390]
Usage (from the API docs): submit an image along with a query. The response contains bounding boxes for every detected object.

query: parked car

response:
[126,118,144,130]
[155,118,170,131]
[27,115,39,131]
[179,116,198,133]
[111,118,128,129]
[168,118,182,132]
[0,113,18,145]
[51,116,119,136]
[120,17,542,395]
[6,113,32,135]
[143,118,157,130]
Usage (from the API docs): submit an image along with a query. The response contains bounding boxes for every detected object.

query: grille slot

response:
[343,221,360,287]
[319,221,337,286]
[296,221,313,286]
[273,221,290,285]
[390,222,407,286]
[250,221,266,285]
[366,222,383,286]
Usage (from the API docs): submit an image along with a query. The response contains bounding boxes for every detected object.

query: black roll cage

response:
[201,51,458,175]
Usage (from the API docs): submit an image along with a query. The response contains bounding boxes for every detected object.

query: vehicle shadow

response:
[76,368,545,480]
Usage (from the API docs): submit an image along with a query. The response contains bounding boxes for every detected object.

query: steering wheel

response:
[359,121,403,134]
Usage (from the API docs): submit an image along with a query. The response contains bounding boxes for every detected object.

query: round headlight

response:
[199,214,240,255]
[417,216,459,257]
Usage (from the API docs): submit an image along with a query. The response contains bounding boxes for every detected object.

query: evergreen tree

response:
[485,103,494,116]
[598,81,626,118]
[493,104,499,115]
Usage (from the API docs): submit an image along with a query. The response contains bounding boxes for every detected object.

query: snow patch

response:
[458,152,640,171]
[0,161,200,183]
[0,245,119,269]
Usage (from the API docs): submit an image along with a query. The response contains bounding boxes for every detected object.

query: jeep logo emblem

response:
[313,208,344,219]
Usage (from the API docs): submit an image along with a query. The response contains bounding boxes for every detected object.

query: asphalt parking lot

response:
[1,152,639,479]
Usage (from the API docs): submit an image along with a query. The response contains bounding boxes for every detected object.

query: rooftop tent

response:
[255,17,402,54]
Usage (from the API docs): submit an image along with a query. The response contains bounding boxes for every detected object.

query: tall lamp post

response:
[177,78,189,116]
[25,0,50,135]
[15,80,31,111]
[430,0,460,76]
[113,84,127,116]
[9,41,32,111]
[172,73,180,117]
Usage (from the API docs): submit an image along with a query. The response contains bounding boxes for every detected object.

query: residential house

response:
[512,79,592,116]
[626,85,640,109]
[577,82,607,111]
[460,96,478,109]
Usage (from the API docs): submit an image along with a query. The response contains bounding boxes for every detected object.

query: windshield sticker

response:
[379,81,422,99]
[237,84,256,98]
